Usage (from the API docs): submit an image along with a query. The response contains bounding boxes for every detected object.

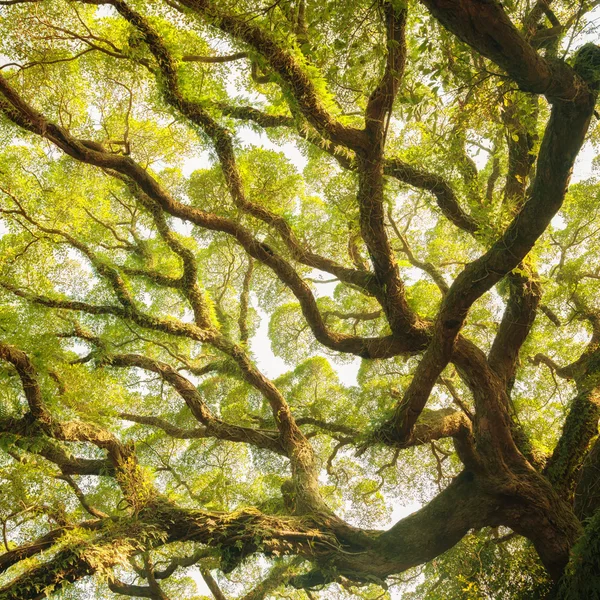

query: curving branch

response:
[384,158,479,234]
[387,208,449,294]
[182,51,248,63]
[108,577,169,599]
[0,520,103,576]
[375,42,599,449]
[418,0,591,101]
[119,413,209,439]
[488,269,542,391]
[107,353,285,455]
[364,0,408,143]
[176,0,367,150]
[57,474,110,519]
[0,341,150,507]
[0,74,427,361]
[0,470,493,599]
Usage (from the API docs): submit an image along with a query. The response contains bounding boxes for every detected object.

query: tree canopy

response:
[0,0,600,598]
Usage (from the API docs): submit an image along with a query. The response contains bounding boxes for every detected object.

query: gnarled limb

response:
[0,417,114,476]
[182,51,247,63]
[0,341,151,508]
[0,520,103,575]
[107,353,285,455]
[418,0,591,101]
[0,470,491,598]
[108,577,169,599]
[556,506,600,600]
[375,46,599,448]
[364,1,408,143]
[541,325,600,501]
[488,269,542,391]
[0,78,428,360]
[353,2,421,339]
[176,0,367,151]
[545,386,600,500]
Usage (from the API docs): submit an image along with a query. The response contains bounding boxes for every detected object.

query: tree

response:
[0,0,599,597]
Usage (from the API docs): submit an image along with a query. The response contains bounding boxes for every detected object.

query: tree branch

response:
[107,353,285,455]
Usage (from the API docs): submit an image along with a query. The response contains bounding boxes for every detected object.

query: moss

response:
[572,43,600,90]
[557,509,600,599]
[544,388,600,499]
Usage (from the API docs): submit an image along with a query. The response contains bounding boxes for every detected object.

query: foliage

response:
[0,1,598,599]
